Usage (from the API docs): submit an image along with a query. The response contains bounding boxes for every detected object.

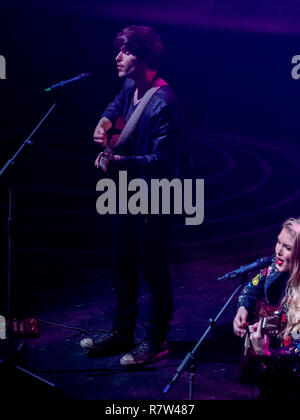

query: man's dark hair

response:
[114,25,164,70]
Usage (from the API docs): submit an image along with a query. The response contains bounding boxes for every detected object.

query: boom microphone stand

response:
[0,72,91,394]
[0,102,58,390]
[163,281,244,399]
[163,256,272,399]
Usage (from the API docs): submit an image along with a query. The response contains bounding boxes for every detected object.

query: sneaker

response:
[120,340,168,366]
[80,329,134,355]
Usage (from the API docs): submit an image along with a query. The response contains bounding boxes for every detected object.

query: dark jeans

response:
[111,213,173,345]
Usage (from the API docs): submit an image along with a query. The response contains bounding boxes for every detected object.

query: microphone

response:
[217,256,272,282]
[44,72,91,92]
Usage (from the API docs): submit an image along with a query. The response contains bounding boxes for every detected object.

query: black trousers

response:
[111,213,173,345]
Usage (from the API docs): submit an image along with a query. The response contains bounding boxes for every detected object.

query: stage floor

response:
[1,133,300,400]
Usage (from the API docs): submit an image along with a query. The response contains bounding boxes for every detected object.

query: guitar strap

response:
[112,80,167,150]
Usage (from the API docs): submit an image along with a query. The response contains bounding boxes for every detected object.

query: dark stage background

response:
[1,0,300,401]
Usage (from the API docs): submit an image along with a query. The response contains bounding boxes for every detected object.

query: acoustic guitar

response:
[238,300,285,384]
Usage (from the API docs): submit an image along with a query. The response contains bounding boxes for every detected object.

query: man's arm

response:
[94,117,112,147]
[114,100,182,174]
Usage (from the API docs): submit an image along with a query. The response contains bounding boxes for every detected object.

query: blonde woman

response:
[249,217,300,400]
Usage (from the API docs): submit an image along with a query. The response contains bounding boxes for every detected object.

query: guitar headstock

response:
[98,147,114,173]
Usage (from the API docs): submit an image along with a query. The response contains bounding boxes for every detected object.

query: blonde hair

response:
[281,217,300,338]
[283,217,300,296]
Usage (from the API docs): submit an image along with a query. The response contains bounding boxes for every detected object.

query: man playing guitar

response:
[80,25,187,366]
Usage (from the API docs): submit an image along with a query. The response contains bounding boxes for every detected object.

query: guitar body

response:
[97,116,126,174]
[238,300,284,384]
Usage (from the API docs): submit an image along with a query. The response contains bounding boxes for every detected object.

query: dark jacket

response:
[101,78,187,179]
[238,257,290,314]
